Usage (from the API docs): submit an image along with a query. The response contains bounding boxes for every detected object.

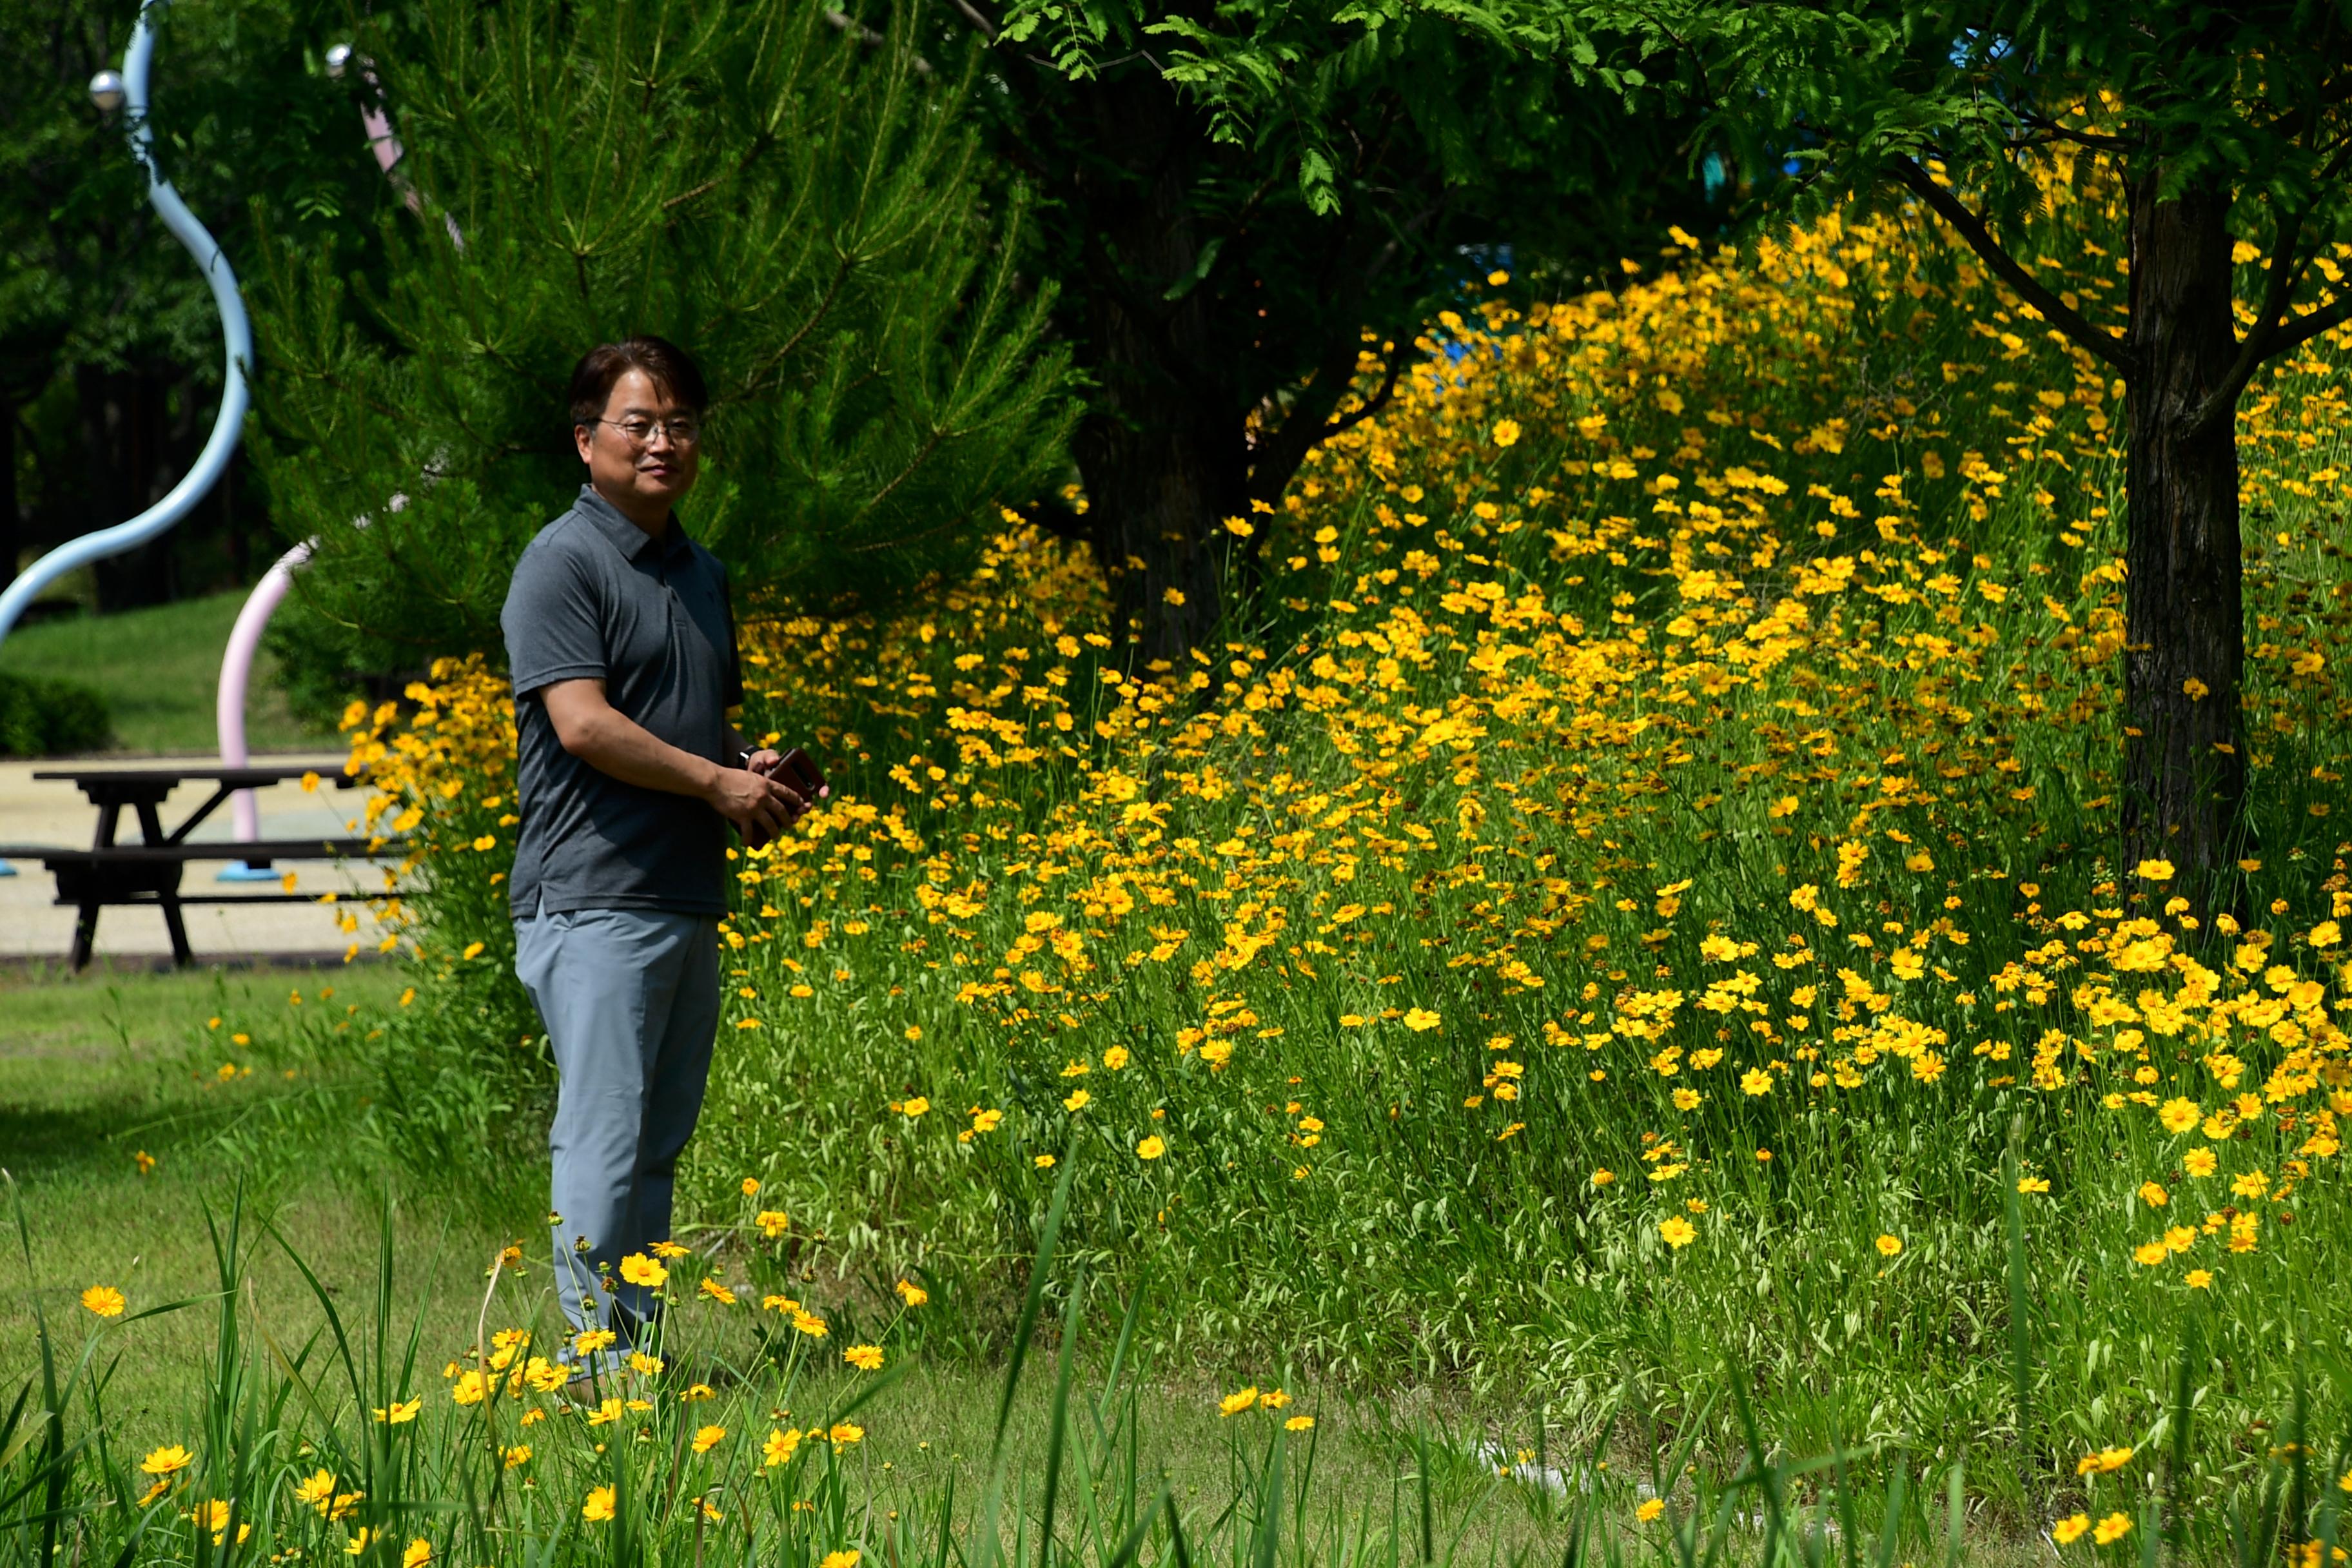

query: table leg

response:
[71,899,100,971]
[135,801,195,968]
[159,892,194,967]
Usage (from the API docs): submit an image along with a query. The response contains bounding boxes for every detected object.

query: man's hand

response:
[542,680,806,836]
[710,760,803,841]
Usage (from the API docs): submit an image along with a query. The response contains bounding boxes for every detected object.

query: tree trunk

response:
[2121,171,2247,890]
[1062,72,1250,669]
[78,362,182,611]
[0,402,16,582]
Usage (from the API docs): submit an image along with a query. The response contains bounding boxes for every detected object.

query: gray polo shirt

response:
[500,485,743,918]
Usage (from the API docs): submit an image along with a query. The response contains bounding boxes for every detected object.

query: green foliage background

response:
[252,0,1073,686]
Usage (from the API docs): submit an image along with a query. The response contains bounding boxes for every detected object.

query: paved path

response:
[0,754,402,963]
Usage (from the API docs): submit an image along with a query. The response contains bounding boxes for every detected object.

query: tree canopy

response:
[1,0,380,604]
[253,0,1073,681]
[1130,0,2352,888]
[965,0,1716,660]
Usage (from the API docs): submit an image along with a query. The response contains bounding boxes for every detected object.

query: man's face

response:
[573,367,700,523]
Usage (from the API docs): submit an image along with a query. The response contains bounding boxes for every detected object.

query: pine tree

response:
[253,0,1072,679]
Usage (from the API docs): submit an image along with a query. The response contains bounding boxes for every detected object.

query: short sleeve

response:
[503,534,609,698]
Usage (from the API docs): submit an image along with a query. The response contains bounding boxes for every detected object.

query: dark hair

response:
[567,335,707,427]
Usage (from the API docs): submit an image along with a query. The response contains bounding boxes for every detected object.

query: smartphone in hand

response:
[740,746,829,850]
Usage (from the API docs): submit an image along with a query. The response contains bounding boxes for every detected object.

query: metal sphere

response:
[88,69,127,112]
[324,43,353,79]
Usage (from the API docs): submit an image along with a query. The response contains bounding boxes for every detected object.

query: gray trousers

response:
[514,900,720,1368]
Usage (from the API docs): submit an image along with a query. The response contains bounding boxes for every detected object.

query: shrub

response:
[0,669,112,757]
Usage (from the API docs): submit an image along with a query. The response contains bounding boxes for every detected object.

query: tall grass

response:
[5,1162,2346,1565]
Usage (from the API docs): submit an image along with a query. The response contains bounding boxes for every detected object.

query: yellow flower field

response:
[337,172,2352,1507]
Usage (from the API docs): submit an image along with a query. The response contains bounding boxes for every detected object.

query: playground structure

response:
[0,4,391,883]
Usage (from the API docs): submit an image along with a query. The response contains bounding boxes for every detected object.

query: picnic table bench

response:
[0,763,402,969]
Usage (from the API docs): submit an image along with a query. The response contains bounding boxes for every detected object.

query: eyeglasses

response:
[593,415,701,448]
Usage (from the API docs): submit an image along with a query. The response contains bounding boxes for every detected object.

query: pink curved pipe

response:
[208,70,455,868]
[218,538,314,844]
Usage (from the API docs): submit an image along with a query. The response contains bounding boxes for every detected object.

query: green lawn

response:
[0,962,1540,1551]
[0,590,338,755]
[0,961,452,1420]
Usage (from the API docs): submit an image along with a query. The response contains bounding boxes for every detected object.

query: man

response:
[501,335,803,1381]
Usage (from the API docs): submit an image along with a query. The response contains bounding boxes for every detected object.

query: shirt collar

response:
[574,484,691,564]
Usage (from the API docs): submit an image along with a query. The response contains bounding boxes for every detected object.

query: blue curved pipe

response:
[0,0,251,648]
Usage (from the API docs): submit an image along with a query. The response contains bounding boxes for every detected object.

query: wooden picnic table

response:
[0,763,399,969]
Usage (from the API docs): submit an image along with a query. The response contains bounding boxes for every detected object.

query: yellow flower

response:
[619,1253,669,1289]
[845,1344,885,1371]
[740,1177,761,1196]
[583,1485,616,1523]
[2052,1513,2090,1545]
[1034,1153,1057,1168]
[700,1277,739,1305]
[1219,1387,1260,1416]
[792,1309,830,1338]
[828,1422,864,1449]
[1285,1415,1315,1431]
[2183,1148,2217,1177]
[763,1427,803,1467]
[1659,1217,1696,1248]
[188,1501,251,1547]
[373,1398,422,1425]
[81,1285,126,1318]
[1137,1135,1167,1160]
[2312,920,2342,948]
[2136,858,2175,881]
[2185,1269,2214,1289]
[1874,1234,1902,1257]
[346,1527,376,1556]
[692,1425,727,1455]
[402,1538,433,1568]
[2076,1446,2133,1475]
[756,1210,790,1239]
[1740,1068,1773,1096]
[902,1097,930,1117]
[293,1469,337,1513]
[1637,1498,1665,1523]
[1063,1088,1091,1112]
[2093,1513,2132,1545]
[1491,418,1522,447]
[2017,1176,2050,1194]
[141,1444,193,1477]
[2159,1097,2201,1135]
[821,1553,862,1568]
[1402,1008,1441,1032]
[895,1279,929,1307]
